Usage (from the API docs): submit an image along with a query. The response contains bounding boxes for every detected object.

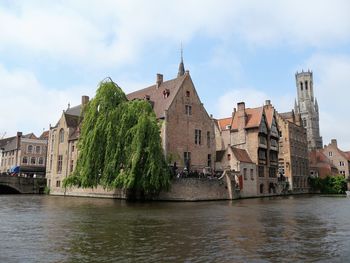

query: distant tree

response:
[309,175,347,194]
[63,78,170,196]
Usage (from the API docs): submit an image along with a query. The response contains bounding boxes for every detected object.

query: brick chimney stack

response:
[156,73,163,89]
[237,102,247,129]
[82,95,89,106]
[331,139,337,147]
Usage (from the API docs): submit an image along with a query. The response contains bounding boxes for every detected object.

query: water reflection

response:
[0,195,349,262]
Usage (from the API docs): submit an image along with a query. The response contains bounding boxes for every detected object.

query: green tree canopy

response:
[63,78,170,196]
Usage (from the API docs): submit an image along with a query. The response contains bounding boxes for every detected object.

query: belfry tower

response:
[294,70,323,151]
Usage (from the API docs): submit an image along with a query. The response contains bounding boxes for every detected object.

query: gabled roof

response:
[231,147,254,163]
[64,113,80,128]
[66,105,82,117]
[309,150,338,170]
[264,106,275,128]
[126,74,187,119]
[217,117,232,131]
[0,136,17,151]
[39,130,49,140]
[23,133,38,139]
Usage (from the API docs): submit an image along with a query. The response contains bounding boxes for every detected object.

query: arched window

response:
[305,80,308,90]
[22,156,28,164]
[30,157,36,165]
[59,129,64,143]
[27,145,33,153]
[35,146,41,153]
[300,82,303,91]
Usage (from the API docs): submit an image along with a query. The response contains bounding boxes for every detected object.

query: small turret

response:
[177,46,185,77]
[315,98,319,112]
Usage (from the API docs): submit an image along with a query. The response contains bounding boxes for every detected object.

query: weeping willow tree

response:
[63,78,170,196]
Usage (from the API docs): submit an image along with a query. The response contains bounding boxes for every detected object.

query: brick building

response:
[277,110,310,193]
[215,101,280,196]
[127,58,216,172]
[322,139,350,178]
[47,58,216,194]
[215,146,257,197]
[46,96,88,193]
[309,149,339,178]
[0,132,48,177]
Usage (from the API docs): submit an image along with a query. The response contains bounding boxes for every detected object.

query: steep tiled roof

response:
[231,147,253,163]
[215,150,226,162]
[23,133,37,139]
[39,130,49,140]
[0,136,15,149]
[64,113,80,128]
[309,150,338,170]
[264,106,274,128]
[66,105,82,117]
[217,117,232,131]
[127,74,187,119]
[279,111,294,120]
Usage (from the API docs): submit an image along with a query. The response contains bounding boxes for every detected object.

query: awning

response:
[9,166,20,173]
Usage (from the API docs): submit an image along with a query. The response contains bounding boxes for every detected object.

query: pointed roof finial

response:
[177,43,185,77]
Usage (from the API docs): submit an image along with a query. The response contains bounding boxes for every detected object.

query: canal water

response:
[0,195,349,263]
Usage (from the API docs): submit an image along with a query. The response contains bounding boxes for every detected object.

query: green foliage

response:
[44,186,50,195]
[309,175,347,194]
[63,78,170,196]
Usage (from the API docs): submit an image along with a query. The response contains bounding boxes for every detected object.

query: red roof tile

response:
[231,147,253,163]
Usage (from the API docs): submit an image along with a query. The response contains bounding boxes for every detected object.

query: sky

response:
[0,0,350,149]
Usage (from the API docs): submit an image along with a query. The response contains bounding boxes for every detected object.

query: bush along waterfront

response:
[63,78,171,198]
[309,175,347,194]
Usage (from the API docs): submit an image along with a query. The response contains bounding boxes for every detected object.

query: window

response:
[303,119,307,127]
[269,167,277,178]
[195,129,201,145]
[258,165,264,177]
[186,91,190,97]
[38,157,44,165]
[185,105,192,116]
[305,80,308,90]
[300,82,303,91]
[207,154,211,167]
[207,131,210,148]
[328,152,333,157]
[50,154,53,170]
[260,184,264,194]
[183,152,191,169]
[59,129,64,143]
[340,161,345,166]
[72,144,75,152]
[56,180,61,187]
[57,155,63,173]
[258,149,266,160]
[225,125,231,130]
[28,145,33,153]
[243,168,247,180]
[51,134,54,152]
[35,146,41,153]
[250,169,254,180]
[30,157,36,165]
[70,160,74,173]
[22,156,28,164]
[227,154,231,161]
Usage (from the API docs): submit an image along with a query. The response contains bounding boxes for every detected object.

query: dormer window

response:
[163,89,170,98]
[225,125,231,130]
[186,91,190,97]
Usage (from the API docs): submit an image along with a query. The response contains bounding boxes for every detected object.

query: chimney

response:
[156,73,163,89]
[265,100,271,106]
[237,102,247,129]
[16,132,22,149]
[331,139,337,147]
[82,95,89,106]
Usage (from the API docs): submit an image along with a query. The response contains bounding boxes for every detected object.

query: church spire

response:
[177,44,185,77]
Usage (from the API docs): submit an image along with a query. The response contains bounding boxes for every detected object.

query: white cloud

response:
[0,64,93,137]
[303,54,350,149]
[0,0,349,68]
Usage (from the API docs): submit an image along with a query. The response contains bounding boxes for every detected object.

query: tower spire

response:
[177,43,185,77]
